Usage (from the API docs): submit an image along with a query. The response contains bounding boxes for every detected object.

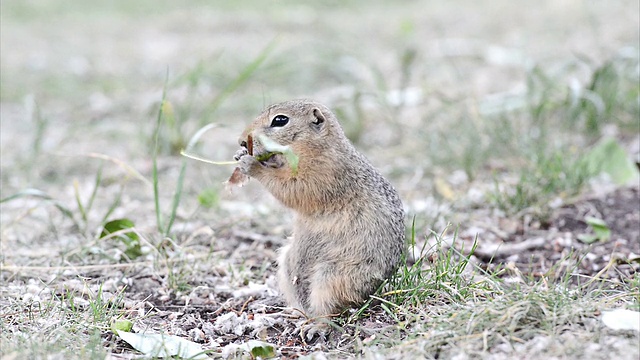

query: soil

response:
[478,186,640,284]
[96,186,640,357]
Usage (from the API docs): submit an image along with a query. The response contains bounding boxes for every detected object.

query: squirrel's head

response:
[238,100,346,159]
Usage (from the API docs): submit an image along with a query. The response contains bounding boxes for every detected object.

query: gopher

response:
[234,99,405,318]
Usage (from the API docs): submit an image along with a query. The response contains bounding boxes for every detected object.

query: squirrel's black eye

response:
[270,115,289,127]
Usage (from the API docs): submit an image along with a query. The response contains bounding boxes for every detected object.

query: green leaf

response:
[585,216,607,229]
[245,340,276,358]
[223,340,277,359]
[582,137,639,185]
[101,218,138,240]
[577,234,599,244]
[585,216,611,241]
[197,188,219,208]
[256,134,300,176]
[110,319,133,333]
[100,218,142,259]
[115,330,209,359]
[578,216,611,243]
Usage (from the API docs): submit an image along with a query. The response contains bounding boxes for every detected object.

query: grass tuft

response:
[490,148,593,216]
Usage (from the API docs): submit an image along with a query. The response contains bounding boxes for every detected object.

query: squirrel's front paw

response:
[233,148,249,161]
[238,154,260,175]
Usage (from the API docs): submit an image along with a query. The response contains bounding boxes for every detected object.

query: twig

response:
[1,252,222,273]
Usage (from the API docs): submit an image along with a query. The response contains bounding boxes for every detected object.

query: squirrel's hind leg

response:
[307,271,361,318]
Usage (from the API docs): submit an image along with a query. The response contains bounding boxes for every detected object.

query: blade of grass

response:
[99,185,124,225]
[72,164,104,229]
[73,179,87,225]
[153,71,169,234]
[180,123,238,165]
[180,150,237,165]
[201,38,278,122]
[150,70,189,237]
[86,153,151,186]
[84,164,103,219]
[1,189,79,228]
[185,123,217,150]
[163,159,186,236]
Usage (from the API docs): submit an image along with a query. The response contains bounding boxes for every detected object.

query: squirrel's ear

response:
[311,108,326,128]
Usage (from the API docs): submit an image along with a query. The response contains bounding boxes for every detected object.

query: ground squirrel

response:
[234,99,405,318]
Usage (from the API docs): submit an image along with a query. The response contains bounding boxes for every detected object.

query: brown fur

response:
[236,99,405,318]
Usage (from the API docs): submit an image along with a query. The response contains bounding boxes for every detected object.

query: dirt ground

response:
[1,1,639,359]
[96,187,640,357]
